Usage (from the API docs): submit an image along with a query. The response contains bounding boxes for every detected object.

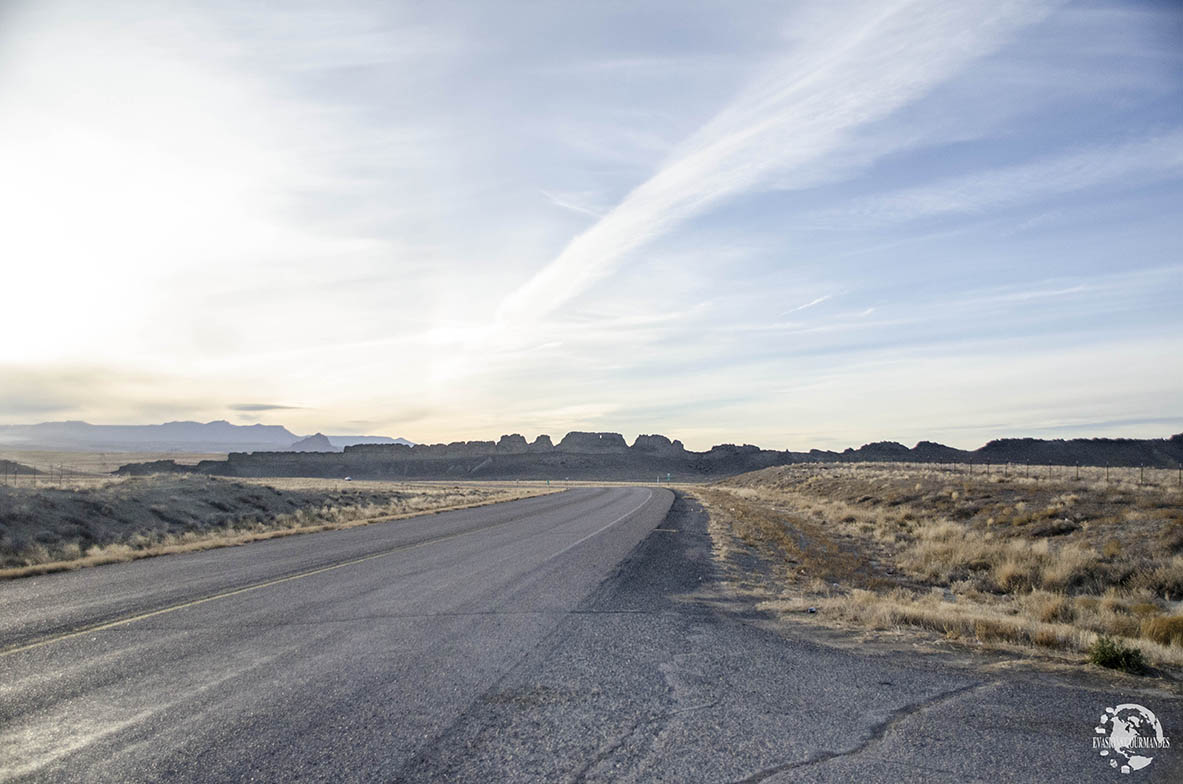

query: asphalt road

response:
[1,487,1180,782]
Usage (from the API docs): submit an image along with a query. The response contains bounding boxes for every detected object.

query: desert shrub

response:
[1033,627,1073,650]
[33,529,60,545]
[1141,616,1183,648]
[1127,556,1183,600]
[1022,591,1075,624]
[1088,636,1146,674]
[1041,542,1102,591]
[1160,523,1183,554]
[1071,596,1137,638]
[994,557,1035,592]
[1129,602,1162,618]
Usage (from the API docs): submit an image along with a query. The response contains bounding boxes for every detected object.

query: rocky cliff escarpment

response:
[116,431,1183,480]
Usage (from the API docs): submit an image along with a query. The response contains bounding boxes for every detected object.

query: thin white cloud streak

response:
[496,0,1058,324]
[539,189,605,218]
[827,131,1183,226]
[782,294,832,315]
[722,265,1179,338]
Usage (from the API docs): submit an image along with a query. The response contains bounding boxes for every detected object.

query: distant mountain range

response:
[0,420,413,453]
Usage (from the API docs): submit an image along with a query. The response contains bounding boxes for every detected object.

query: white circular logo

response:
[1094,704,1171,774]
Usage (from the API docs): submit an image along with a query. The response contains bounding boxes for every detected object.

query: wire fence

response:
[769,460,1183,489]
[0,461,110,488]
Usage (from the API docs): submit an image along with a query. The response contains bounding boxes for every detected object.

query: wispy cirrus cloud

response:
[496,0,1059,324]
[782,294,832,316]
[539,189,605,218]
[820,131,1183,227]
[2,1,1178,449]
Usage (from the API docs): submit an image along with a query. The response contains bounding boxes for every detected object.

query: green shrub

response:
[1089,636,1147,674]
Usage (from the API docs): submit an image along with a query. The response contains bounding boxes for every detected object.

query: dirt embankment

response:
[0,475,546,578]
[693,463,1183,672]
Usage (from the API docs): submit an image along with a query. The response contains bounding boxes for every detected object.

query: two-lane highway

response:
[0,487,670,781]
[3,487,1182,783]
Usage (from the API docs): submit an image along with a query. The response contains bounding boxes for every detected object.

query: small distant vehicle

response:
[343,476,352,481]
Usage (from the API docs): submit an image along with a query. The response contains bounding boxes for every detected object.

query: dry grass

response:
[694,462,1183,671]
[0,475,553,579]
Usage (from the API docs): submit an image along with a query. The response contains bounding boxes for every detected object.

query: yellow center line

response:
[1,489,655,659]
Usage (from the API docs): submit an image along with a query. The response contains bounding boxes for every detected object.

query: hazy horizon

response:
[2,1,1181,452]
[3,416,1182,456]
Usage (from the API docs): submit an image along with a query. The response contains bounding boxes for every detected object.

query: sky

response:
[1,0,1181,451]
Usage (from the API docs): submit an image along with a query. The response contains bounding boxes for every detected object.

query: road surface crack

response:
[726,680,994,784]
[567,701,720,784]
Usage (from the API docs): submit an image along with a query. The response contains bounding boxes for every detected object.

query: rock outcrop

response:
[844,441,912,460]
[496,434,530,454]
[556,432,629,452]
[911,440,965,462]
[631,434,686,456]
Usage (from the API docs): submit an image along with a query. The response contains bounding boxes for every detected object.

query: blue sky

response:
[0,0,1180,450]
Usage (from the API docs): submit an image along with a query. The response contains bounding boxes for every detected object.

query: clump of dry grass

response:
[695,462,1183,671]
[1142,615,1183,648]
